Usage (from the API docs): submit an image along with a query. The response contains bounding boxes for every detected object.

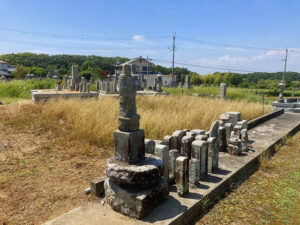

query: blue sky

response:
[1,0,300,73]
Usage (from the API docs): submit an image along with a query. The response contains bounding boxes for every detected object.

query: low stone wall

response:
[248,109,284,130]
[31,90,99,103]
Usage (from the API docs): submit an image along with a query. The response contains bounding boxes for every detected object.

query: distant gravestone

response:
[219,83,227,100]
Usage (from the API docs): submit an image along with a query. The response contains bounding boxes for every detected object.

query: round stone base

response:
[105,155,163,189]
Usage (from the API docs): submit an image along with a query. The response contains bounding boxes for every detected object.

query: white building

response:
[0,60,16,78]
[118,56,173,86]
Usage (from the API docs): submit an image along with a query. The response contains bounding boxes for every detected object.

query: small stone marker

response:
[145,139,155,154]
[225,123,233,147]
[155,144,169,182]
[170,130,186,150]
[176,156,189,196]
[241,129,249,152]
[189,158,200,188]
[181,135,195,158]
[218,126,227,152]
[91,177,105,197]
[209,120,220,138]
[191,140,208,180]
[169,149,180,181]
[163,135,172,148]
[219,83,227,100]
[207,137,218,173]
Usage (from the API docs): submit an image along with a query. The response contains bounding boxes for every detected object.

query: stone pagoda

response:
[104,64,168,219]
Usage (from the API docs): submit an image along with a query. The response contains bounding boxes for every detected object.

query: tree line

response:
[1,53,300,89]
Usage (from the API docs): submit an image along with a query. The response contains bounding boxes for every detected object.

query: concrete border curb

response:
[248,109,284,130]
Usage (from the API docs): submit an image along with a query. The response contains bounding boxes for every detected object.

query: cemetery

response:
[1,63,299,224]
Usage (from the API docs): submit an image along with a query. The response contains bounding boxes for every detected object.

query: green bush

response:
[0,79,57,98]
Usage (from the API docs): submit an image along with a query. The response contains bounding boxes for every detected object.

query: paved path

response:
[44,113,300,225]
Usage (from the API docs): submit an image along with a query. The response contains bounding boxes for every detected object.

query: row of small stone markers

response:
[144,111,249,196]
[64,65,91,93]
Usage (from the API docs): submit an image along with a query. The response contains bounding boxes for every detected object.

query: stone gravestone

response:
[157,75,163,92]
[104,65,168,219]
[184,75,191,89]
[219,83,227,100]
[53,69,59,80]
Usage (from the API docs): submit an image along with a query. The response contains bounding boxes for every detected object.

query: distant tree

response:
[12,66,30,79]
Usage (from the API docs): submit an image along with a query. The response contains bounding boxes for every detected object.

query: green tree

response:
[12,66,30,79]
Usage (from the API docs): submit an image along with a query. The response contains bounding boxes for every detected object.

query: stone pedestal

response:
[114,129,145,164]
[104,64,169,219]
[104,178,168,219]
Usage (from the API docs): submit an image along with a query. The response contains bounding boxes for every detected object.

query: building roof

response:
[0,70,10,76]
[120,56,155,66]
[0,60,7,64]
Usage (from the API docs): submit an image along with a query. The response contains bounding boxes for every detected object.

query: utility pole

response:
[171,32,176,86]
[282,48,288,82]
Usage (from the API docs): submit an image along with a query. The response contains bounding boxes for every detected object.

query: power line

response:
[152,58,258,73]
[0,26,171,41]
[177,35,284,51]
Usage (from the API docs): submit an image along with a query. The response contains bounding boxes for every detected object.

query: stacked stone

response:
[104,65,168,219]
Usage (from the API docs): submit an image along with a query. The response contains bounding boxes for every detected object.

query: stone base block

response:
[105,155,162,189]
[114,129,145,163]
[104,178,168,219]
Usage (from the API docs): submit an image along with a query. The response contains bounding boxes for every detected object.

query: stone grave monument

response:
[104,64,168,219]
[219,83,227,100]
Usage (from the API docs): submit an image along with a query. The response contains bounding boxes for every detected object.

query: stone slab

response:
[31,89,99,103]
[44,113,300,225]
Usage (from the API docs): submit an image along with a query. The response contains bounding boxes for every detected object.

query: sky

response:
[1,0,300,74]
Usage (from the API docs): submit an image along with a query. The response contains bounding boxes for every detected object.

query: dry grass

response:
[1,96,271,149]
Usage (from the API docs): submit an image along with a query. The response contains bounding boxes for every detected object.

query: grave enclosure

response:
[79,66,249,219]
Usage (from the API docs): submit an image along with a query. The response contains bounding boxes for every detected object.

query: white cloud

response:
[133,35,145,42]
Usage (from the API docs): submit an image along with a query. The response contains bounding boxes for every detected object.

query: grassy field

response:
[0,79,289,105]
[0,95,271,224]
[1,96,271,148]
[163,86,297,104]
[196,133,300,225]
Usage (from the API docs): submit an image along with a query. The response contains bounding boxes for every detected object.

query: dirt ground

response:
[0,123,112,225]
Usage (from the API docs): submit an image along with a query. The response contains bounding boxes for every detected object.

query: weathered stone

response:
[86,83,90,93]
[233,125,242,138]
[227,112,242,126]
[118,65,140,132]
[195,135,207,141]
[237,120,248,130]
[191,129,205,135]
[207,137,218,173]
[209,120,220,138]
[145,139,155,154]
[228,143,241,155]
[185,132,196,137]
[181,135,195,158]
[169,149,180,181]
[225,123,233,147]
[176,156,189,196]
[241,129,249,152]
[163,135,171,148]
[170,130,186,150]
[104,178,168,219]
[191,140,208,180]
[154,140,165,146]
[114,129,145,164]
[155,144,169,182]
[219,83,227,100]
[91,177,105,197]
[105,156,162,188]
[218,126,227,152]
[189,158,200,187]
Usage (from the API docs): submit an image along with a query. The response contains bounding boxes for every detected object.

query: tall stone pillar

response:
[219,83,227,100]
[104,65,168,219]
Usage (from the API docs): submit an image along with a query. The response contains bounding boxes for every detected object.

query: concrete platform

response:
[43,113,300,225]
[272,99,300,112]
[31,89,99,103]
